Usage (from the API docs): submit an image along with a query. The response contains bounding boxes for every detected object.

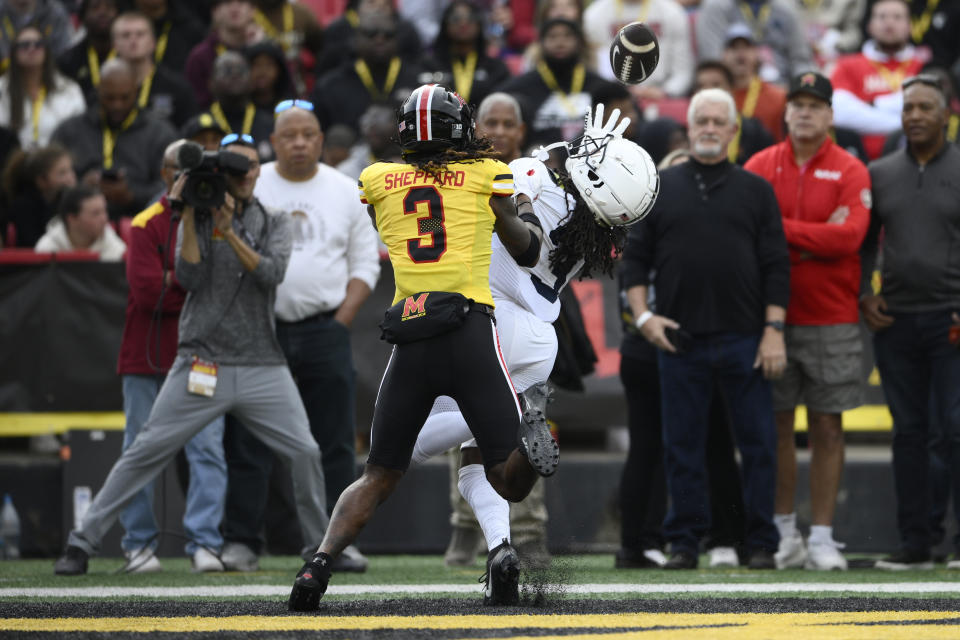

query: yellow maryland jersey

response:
[359,158,514,306]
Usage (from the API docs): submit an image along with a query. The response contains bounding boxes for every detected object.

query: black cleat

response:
[518,383,559,477]
[54,545,89,576]
[481,539,520,606]
[288,553,332,611]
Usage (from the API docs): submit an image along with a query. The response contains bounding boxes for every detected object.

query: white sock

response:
[808,525,833,545]
[774,512,797,540]
[458,464,510,551]
[411,410,470,465]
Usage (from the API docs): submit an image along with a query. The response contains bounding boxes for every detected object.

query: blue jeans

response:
[658,333,779,555]
[873,309,960,554]
[119,374,226,555]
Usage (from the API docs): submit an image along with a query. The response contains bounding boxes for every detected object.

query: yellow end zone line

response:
[2,611,959,633]
[0,406,895,437]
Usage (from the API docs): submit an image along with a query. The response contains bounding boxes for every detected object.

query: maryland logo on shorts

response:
[401,293,429,321]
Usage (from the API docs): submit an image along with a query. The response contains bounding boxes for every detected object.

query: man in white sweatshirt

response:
[35,184,126,260]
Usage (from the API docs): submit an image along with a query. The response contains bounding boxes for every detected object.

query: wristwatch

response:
[765,320,785,332]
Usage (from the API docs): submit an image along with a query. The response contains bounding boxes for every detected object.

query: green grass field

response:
[3,554,960,600]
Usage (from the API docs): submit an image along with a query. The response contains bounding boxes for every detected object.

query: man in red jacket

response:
[115,139,227,574]
[745,72,871,572]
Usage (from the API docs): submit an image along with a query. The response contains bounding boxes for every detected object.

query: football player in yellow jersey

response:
[290,84,548,611]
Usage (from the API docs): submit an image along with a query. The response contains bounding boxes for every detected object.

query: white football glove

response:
[582,103,630,141]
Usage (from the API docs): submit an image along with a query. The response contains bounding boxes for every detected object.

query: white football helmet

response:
[563,105,659,227]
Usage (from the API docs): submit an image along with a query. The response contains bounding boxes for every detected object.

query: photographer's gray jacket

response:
[175,200,292,365]
[863,144,960,312]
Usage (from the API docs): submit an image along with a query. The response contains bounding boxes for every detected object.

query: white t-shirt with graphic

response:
[255,162,380,322]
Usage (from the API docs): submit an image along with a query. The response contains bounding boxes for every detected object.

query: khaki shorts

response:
[772,323,864,414]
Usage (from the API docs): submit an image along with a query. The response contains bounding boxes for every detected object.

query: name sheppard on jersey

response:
[383,169,467,191]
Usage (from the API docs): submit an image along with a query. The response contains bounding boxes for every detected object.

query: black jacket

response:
[621,158,790,335]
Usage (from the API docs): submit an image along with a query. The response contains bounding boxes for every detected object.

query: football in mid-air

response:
[609,22,660,85]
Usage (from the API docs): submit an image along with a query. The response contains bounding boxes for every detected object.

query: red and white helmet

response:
[563,105,659,227]
[398,84,474,155]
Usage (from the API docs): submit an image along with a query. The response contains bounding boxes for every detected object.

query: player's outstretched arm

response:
[491,193,543,268]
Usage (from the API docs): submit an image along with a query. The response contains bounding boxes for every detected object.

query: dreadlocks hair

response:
[549,169,628,280]
[402,135,500,177]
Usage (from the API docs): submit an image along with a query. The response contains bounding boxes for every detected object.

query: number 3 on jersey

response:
[404,186,447,263]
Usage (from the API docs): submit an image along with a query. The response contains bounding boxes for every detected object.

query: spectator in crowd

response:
[831,0,924,159]
[0,24,85,148]
[220,102,379,573]
[696,1,814,85]
[115,139,227,575]
[288,84,550,611]
[1,143,74,247]
[53,134,331,577]
[252,0,324,95]
[745,72,871,571]
[51,59,178,220]
[180,112,227,151]
[202,51,275,161]
[186,0,259,109]
[245,40,296,112]
[882,65,959,153]
[862,0,960,71]
[318,0,422,73]
[335,104,403,180]
[132,0,207,74]
[623,88,790,570]
[488,0,539,55]
[0,0,72,69]
[421,0,511,108]
[396,0,446,46]
[322,123,357,169]
[723,24,787,141]
[861,74,960,571]
[437,91,549,567]
[520,0,584,68]
[796,0,866,66]
[693,60,775,164]
[583,0,694,99]
[311,9,428,136]
[592,80,684,165]
[35,184,126,259]
[57,0,119,105]
[112,11,198,128]
[500,18,606,149]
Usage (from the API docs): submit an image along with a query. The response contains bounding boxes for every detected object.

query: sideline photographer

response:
[54,133,330,576]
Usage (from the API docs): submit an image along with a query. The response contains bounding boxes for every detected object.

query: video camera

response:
[176,141,251,210]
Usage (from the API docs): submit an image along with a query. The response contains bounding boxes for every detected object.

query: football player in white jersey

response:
[410,104,659,602]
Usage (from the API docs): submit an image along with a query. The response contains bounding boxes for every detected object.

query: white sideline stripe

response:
[5,583,960,598]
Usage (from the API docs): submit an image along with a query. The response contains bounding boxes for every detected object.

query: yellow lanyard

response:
[102,109,138,170]
[355,57,401,100]
[800,0,823,8]
[451,51,478,103]
[254,5,294,49]
[154,21,171,64]
[869,58,912,92]
[2,16,13,39]
[215,43,227,57]
[949,113,959,143]
[536,61,585,116]
[614,0,650,22]
[137,67,155,109]
[30,85,46,143]
[910,0,941,43]
[345,9,359,28]
[728,114,743,163]
[87,46,115,87]
[739,1,772,40]
[210,101,255,135]
[741,76,762,118]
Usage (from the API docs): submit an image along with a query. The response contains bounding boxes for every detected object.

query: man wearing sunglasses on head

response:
[219,101,380,573]
[54,132,331,576]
